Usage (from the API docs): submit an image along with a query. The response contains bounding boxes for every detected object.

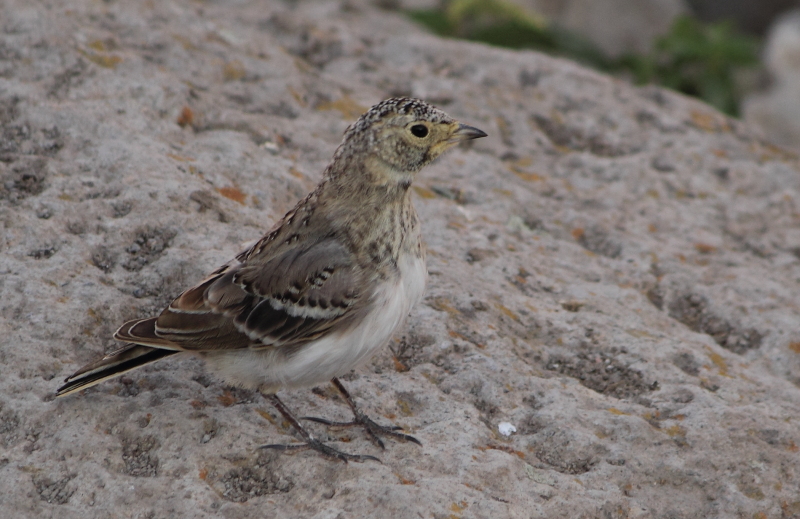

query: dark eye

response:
[410,124,428,138]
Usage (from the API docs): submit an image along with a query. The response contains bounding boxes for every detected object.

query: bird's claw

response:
[301,413,421,450]
[259,439,381,463]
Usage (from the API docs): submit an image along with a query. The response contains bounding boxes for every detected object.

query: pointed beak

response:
[449,123,488,143]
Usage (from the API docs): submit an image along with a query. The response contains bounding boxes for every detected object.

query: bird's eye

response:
[410,124,429,138]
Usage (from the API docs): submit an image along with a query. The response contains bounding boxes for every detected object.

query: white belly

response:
[204,253,427,392]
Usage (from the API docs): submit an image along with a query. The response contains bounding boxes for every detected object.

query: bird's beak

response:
[449,123,488,143]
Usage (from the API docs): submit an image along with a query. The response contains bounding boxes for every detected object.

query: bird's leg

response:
[302,377,421,450]
[260,393,379,463]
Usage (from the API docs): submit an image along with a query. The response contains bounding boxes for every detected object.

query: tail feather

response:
[114,317,181,348]
[56,344,179,397]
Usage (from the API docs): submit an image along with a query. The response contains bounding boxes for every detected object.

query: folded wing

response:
[151,237,368,350]
[57,236,370,396]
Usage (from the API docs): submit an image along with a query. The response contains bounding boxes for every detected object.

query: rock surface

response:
[511,0,689,57]
[2,1,800,518]
[744,9,800,152]
[392,0,689,58]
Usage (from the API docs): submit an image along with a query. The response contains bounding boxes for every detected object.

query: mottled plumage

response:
[57,97,486,461]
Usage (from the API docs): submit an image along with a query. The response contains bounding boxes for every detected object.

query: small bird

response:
[56,97,486,462]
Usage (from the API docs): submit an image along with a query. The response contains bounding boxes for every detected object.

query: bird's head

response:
[335,98,487,187]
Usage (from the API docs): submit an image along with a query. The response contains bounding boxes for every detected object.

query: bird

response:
[56,97,487,462]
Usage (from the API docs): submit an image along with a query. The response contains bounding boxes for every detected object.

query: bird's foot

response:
[260,438,380,463]
[263,393,380,463]
[302,412,421,450]
[309,377,422,450]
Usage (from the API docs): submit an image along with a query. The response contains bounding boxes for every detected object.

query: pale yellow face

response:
[372,115,486,174]
[404,119,463,162]
[335,98,486,188]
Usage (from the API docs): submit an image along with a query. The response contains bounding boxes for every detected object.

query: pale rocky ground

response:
[2,1,800,518]
[392,0,689,58]
[744,9,800,153]
[509,0,689,57]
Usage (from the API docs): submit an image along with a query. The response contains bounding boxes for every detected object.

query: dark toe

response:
[259,440,381,463]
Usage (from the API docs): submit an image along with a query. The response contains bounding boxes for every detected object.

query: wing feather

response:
[116,236,373,352]
[58,231,373,396]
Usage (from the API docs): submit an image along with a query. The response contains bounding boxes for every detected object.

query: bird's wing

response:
[117,236,371,351]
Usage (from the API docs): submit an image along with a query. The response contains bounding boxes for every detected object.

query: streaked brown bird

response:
[57,97,487,462]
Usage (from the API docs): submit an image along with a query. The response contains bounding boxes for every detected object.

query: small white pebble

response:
[498,422,517,436]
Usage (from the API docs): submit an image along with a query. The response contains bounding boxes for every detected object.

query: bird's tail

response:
[56,344,179,397]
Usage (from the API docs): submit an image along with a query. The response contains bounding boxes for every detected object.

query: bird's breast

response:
[397,248,427,311]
